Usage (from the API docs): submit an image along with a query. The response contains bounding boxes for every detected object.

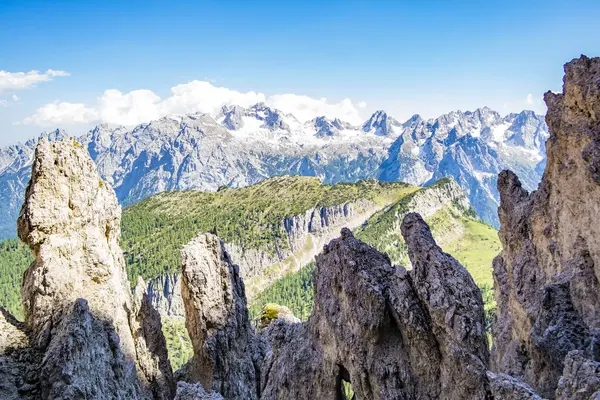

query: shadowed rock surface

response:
[0,308,40,399]
[179,233,265,400]
[492,55,600,398]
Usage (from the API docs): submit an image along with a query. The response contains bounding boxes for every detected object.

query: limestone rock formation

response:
[11,138,175,399]
[492,55,600,398]
[17,138,136,353]
[179,233,264,400]
[262,221,491,399]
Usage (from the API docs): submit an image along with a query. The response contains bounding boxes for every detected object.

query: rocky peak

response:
[17,137,130,349]
[503,110,548,150]
[219,105,246,130]
[247,103,292,131]
[492,55,600,398]
[262,221,491,399]
[311,116,351,137]
[179,233,264,400]
[13,138,175,399]
[362,110,400,136]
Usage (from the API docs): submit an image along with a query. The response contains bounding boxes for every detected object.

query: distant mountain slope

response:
[0,175,496,371]
[0,105,547,239]
[248,178,500,324]
[0,176,416,318]
[121,176,416,290]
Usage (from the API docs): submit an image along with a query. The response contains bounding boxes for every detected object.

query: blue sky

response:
[1,0,599,146]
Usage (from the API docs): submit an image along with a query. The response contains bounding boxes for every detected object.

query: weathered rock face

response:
[179,233,264,400]
[12,138,175,399]
[260,321,339,400]
[38,299,147,399]
[0,308,39,400]
[262,220,491,399]
[17,138,135,353]
[492,55,600,398]
[132,277,177,400]
[555,351,600,399]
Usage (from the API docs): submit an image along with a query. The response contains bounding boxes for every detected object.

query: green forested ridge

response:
[0,239,33,320]
[0,175,499,368]
[162,317,194,371]
[0,176,416,318]
[121,176,417,284]
[249,186,500,329]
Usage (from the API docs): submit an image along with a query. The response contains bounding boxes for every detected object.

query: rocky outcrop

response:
[132,277,177,400]
[147,273,185,317]
[555,351,600,399]
[174,382,224,400]
[17,138,136,353]
[10,138,175,399]
[491,55,600,398]
[262,219,491,399]
[179,233,264,400]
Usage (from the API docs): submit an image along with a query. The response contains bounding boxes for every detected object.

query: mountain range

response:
[0,103,549,238]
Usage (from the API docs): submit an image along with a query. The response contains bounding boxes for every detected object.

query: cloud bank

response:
[0,69,70,93]
[21,80,366,127]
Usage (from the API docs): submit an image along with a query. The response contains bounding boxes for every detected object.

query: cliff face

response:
[5,139,175,399]
[492,55,600,398]
[178,233,265,400]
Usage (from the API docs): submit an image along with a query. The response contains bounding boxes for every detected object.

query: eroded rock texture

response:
[492,55,600,398]
[10,138,174,399]
[262,221,491,400]
[132,277,177,400]
[0,308,40,400]
[179,233,264,400]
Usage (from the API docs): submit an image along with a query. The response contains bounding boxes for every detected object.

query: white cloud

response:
[21,102,98,126]
[97,89,163,126]
[11,94,19,102]
[267,94,363,124]
[526,94,534,104]
[0,100,7,107]
[0,69,70,93]
[20,80,366,127]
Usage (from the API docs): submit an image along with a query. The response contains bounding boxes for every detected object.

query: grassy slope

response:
[250,184,500,325]
[121,176,417,284]
[0,239,33,320]
[0,175,499,368]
